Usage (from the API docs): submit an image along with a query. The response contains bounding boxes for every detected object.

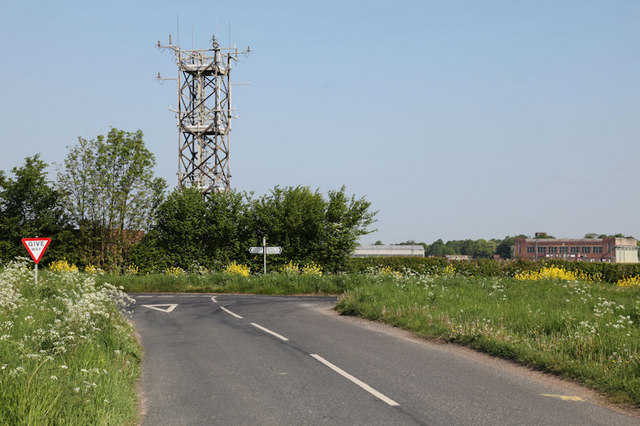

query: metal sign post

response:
[263,237,267,275]
[249,238,282,275]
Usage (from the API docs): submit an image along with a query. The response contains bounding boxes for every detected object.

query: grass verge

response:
[0,261,141,425]
[98,272,368,295]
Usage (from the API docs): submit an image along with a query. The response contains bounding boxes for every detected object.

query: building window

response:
[570,246,579,253]
[559,247,568,253]
[581,246,591,253]
[549,247,558,253]
[538,246,546,253]
[593,246,602,254]
[527,246,535,254]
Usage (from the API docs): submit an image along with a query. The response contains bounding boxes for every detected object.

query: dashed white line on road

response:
[310,354,399,407]
[220,306,243,319]
[250,323,289,341]
[138,295,152,298]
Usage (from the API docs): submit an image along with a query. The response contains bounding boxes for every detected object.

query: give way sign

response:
[22,238,51,264]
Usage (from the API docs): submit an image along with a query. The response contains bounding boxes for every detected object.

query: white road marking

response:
[310,354,399,407]
[138,295,152,298]
[211,296,218,303]
[141,304,178,313]
[157,295,174,298]
[220,306,243,319]
[250,323,289,341]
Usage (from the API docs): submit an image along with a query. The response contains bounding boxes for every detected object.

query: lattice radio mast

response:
[157,34,249,194]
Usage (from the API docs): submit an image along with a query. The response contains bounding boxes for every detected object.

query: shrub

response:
[124,264,139,275]
[301,262,323,276]
[281,261,300,275]
[515,265,594,282]
[224,262,250,277]
[84,264,100,274]
[617,275,640,287]
[0,261,140,423]
[48,259,79,273]
[164,266,185,276]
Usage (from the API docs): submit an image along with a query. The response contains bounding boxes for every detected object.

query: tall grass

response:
[335,273,640,406]
[98,272,368,295]
[0,261,141,425]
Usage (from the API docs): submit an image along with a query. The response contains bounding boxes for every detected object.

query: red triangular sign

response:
[21,238,51,264]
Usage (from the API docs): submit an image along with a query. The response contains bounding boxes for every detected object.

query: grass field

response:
[0,261,141,425]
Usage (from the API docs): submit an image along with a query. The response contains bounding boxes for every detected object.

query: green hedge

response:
[345,257,640,283]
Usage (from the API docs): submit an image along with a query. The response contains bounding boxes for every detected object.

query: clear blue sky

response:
[2,0,639,244]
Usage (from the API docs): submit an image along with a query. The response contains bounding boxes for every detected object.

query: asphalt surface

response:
[131,293,640,425]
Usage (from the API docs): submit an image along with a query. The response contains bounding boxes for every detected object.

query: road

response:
[131,293,639,425]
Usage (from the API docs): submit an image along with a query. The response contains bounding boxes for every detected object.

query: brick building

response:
[513,237,639,263]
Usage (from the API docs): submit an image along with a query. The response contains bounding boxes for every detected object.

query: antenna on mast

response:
[157,32,250,195]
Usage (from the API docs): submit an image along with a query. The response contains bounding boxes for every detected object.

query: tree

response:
[426,239,456,256]
[469,239,496,258]
[57,128,166,267]
[321,187,376,271]
[204,190,251,263]
[135,185,376,273]
[142,187,210,269]
[598,233,633,239]
[495,235,527,259]
[0,155,71,262]
[533,232,555,239]
[251,186,327,263]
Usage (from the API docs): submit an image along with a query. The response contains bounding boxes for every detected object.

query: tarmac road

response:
[131,293,639,425]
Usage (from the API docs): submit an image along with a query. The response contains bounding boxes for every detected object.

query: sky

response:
[1,0,639,244]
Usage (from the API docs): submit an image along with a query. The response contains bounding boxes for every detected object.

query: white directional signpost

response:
[21,238,51,286]
[249,237,282,274]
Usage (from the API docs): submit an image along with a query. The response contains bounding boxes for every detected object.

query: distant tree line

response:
[392,238,523,259]
[391,231,638,260]
[0,128,376,272]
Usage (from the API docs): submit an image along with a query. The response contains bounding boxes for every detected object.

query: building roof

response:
[352,244,425,257]
[519,238,604,243]
[517,237,637,246]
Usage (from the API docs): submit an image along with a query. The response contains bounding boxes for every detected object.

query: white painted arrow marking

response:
[142,304,178,313]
